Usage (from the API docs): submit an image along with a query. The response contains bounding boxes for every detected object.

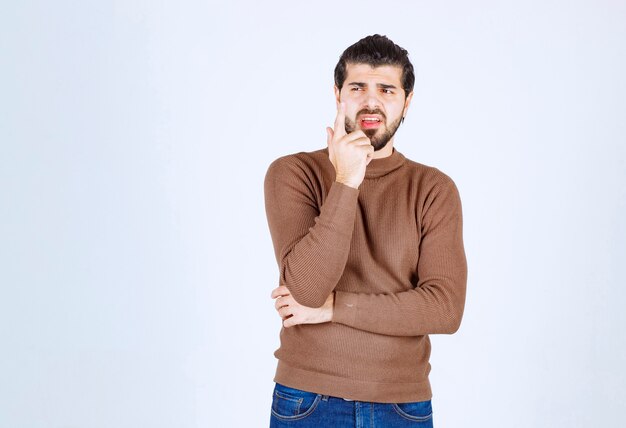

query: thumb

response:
[326,127,334,146]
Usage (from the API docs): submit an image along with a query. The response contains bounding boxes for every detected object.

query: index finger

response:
[270,285,291,299]
[333,102,347,139]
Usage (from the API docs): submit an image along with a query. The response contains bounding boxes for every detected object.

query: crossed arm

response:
[264,157,467,337]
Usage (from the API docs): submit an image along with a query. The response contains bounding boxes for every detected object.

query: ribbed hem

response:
[274,360,432,403]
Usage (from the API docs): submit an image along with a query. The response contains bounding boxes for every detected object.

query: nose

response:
[363,88,382,110]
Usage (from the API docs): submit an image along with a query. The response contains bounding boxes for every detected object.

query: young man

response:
[264,34,467,427]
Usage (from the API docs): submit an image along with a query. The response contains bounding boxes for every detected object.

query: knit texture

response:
[264,146,467,403]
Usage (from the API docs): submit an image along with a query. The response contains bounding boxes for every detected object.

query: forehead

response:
[344,63,403,85]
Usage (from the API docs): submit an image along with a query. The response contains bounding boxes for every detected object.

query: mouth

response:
[359,115,383,130]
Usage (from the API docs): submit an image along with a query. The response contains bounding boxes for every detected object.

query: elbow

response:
[282,282,329,308]
[446,317,462,335]
[290,290,328,308]
[444,309,464,334]
[441,284,466,334]
[280,261,337,308]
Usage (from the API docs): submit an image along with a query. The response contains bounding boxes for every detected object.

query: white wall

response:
[1,1,625,427]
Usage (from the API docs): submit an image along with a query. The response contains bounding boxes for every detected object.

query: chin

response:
[372,140,390,151]
[362,129,387,150]
[363,129,378,139]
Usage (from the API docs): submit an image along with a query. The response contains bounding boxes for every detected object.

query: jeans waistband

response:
[321,394,354,401]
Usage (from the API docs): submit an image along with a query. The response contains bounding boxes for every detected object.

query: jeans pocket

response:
[392,399,433,422]
[271,383,322,421]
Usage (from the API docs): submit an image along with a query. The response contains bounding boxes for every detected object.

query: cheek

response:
[343,92,366,109]
[344,116,357,130]
[386,104,405,120]
[343,105,359,121]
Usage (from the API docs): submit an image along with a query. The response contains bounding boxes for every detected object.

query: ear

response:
[334,85,341,107]
[402,91,414,119]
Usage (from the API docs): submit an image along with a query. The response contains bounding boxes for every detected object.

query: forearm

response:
[332,275,467,336]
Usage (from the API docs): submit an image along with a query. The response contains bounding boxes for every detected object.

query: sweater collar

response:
[364,146,406,178]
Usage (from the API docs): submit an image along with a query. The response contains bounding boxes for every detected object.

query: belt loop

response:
[322,394,329,401]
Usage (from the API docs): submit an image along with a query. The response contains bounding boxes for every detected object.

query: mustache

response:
[357,108,386,120]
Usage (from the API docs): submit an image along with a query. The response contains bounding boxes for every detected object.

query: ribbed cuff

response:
[328,180,359,205]
[332,291,360,327]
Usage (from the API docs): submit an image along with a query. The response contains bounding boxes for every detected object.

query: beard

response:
[344,108,404,151]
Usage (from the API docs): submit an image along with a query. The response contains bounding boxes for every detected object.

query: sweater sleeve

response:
[264,157,360,308]
[331,178,467,336]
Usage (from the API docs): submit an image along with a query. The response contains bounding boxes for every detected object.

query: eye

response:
[382,88,394,94]
[351,87,363,91]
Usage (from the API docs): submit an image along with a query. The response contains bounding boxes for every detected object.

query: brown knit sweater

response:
[263,146,467,403]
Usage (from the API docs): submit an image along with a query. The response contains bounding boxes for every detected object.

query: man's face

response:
[335,63,413,151]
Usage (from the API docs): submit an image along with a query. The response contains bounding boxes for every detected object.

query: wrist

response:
[335,179,359,189]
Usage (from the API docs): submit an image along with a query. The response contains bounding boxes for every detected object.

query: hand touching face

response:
[326,102,374,188]
[335,63,413,151]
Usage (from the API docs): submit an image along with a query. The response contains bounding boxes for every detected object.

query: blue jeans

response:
[269,382,434,427]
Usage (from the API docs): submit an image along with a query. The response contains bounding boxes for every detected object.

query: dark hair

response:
[334,34,415,97]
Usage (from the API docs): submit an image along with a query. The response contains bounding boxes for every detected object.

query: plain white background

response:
[1,1,625,427]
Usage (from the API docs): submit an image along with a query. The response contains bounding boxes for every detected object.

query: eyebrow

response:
[347,82,398,90]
